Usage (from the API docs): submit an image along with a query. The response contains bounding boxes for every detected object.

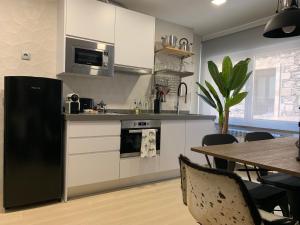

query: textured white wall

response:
[0,0,58,205]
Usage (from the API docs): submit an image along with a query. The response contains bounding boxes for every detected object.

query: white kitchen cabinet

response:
[68,121,120,137]
[120,156,160,179]
[64,118,215,200]
[160,121,186,171]
[185,120,216,165]
[65,0,115,43]
[115,7,155,69]
[68,151,120,187]
[68,136,120,155]
[65,120,121,198]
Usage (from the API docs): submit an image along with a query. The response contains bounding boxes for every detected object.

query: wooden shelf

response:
[154,69,194,78]
[155,47,194,59]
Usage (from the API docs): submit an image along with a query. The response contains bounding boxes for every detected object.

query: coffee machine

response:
[65,93,80,114]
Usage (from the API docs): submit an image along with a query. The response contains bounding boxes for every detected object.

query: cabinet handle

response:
[128,129,158,134]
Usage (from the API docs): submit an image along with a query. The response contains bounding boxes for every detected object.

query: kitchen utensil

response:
[179,38,192,52]
[161,35,178,48]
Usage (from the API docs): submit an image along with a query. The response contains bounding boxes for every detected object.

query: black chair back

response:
[245,132,274,177]
[202,134,238,170]
[245,132,274,142]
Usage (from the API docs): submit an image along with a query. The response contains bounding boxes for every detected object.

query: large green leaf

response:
[208,61,227,97]
[205,81,223,113]
[225,92,248,109]
[196,82,215,105]
[219,72,231,98]
[233,71,252,96]
[230,60,250,90]
[222,56,233,88]
[197,93,217,109]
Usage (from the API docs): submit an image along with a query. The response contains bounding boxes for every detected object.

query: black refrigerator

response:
[4,76,64,209]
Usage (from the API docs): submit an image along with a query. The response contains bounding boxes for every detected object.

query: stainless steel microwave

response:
[65,37,114,77]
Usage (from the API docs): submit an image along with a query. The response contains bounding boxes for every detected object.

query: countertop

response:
[64,112,216,121]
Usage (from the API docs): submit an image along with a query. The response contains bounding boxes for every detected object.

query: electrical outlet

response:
[21,51,31,61]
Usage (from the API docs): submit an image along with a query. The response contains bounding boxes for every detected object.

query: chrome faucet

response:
[176,82,188,115]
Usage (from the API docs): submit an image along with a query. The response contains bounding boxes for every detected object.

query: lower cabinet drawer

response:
[68,151,120,187]
[120,156,160,179]
[68,136,120,154]
[67,121,121,137]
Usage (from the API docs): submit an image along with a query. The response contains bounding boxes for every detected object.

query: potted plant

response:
[197,56,252,134]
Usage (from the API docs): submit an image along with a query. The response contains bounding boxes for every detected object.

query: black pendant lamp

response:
[264,0,300,38]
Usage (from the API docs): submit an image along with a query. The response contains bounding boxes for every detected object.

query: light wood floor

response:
[0,179,197,225]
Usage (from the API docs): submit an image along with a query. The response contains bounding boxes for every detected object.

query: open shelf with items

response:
[155,47,194,59]
[153,44,195,96]
[154,69,194,78]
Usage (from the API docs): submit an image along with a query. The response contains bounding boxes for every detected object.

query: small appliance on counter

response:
[65,93,80,114]
[79,98,94,113]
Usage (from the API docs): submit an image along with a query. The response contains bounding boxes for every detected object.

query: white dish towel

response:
[141,129,157,158]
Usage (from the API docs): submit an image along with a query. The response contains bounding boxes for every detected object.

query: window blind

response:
[200,26,300,131]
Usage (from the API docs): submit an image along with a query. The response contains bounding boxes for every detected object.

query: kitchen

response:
[1,0,300,224]
[1,0,216,210]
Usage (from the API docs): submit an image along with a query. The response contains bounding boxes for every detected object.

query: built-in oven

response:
[120,120,161,158]
[65,37,114,76]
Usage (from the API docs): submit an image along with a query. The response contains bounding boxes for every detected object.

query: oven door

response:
[65,37,114,76]
[120,128,160,158]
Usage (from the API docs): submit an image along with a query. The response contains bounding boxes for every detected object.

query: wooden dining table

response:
[191,137,300,177]
[192,136,300,221]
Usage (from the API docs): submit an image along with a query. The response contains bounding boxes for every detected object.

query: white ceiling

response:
[116,0,277,37]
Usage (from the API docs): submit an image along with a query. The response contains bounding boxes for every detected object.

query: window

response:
[253,68,276,120]
[202,44,300,131]
[254,49,300,122]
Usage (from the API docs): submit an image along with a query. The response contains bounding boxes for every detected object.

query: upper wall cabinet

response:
[115,7,155,70]
[65,0,115,43]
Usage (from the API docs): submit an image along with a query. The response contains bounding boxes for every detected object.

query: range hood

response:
[114,65,153,75]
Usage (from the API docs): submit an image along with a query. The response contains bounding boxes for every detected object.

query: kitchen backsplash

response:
[61,72,192,112]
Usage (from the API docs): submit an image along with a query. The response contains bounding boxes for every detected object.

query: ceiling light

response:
[264,0,300,38]
[211,0,227,6]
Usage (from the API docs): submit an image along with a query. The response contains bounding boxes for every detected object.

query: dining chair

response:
[179,155,298,225]
[245,132,300,221]
[244,132,274,176]
[202,134,289,217]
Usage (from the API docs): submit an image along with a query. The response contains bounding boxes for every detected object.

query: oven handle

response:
[128,129,159,134]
